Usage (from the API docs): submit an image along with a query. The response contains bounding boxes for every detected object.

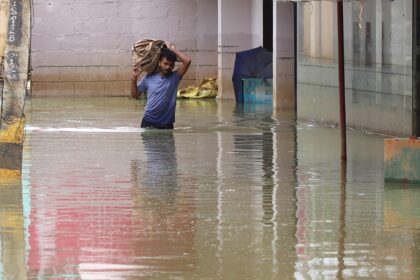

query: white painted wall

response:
[31,0,218,97]
[218,0,263,99]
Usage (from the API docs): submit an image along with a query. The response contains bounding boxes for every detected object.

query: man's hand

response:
[169,47,191,79]
[132,67,140,82]
[163,42,175,50]
[130,67,141,99]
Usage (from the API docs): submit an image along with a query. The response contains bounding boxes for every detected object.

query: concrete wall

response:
[297,0,413,136]
[31,0,218,97]
[196,0,218,82]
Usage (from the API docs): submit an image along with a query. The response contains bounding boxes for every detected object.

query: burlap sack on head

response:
[132,39,175,74]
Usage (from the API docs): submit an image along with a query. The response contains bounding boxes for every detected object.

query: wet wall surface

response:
[1,97,419,279]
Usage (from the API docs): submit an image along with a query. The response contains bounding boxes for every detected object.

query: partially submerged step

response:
[384,138,420,183]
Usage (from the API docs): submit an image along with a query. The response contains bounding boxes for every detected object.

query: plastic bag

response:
[177,77,218,99]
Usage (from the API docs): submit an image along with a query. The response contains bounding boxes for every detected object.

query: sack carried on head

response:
[132,39,174,74]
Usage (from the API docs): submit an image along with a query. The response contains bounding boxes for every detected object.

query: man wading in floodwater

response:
[130,45,191,129]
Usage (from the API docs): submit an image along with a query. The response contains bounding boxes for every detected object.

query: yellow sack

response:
[177,77,218,99]
[132,39,174,74]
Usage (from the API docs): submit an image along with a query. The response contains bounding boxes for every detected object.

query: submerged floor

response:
[1,97,419,279]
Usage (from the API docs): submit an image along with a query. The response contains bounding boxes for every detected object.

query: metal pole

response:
[337,1,347,162]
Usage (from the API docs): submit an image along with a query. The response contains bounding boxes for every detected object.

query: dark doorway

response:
[263,0,273,52]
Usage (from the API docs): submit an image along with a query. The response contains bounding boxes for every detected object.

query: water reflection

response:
[133,131,178,196]
[130,131,196,276]
[0,180,26,280]
[384,182,420,280]
[233,103,275,130]
[337,163,347,280]
[11,97,420,278]
[222,103,298,279]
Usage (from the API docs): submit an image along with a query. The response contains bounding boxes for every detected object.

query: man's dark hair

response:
[160,48,177,62]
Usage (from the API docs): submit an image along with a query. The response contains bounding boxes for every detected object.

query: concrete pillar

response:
[0,0,31,176]
[196,0,218,80]
[375,0,383,65]
[273,1,295,110]
[218,0,263,99]
[0,0,9,55]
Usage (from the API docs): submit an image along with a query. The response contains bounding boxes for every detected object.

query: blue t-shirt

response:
[137,71,180,125]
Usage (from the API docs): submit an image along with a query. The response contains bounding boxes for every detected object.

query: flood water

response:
[1,97,419,279]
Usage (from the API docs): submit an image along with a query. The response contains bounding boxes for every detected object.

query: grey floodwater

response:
[1,97,419,279]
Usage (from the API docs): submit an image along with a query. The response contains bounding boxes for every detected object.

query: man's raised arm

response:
[168,46,191,79]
